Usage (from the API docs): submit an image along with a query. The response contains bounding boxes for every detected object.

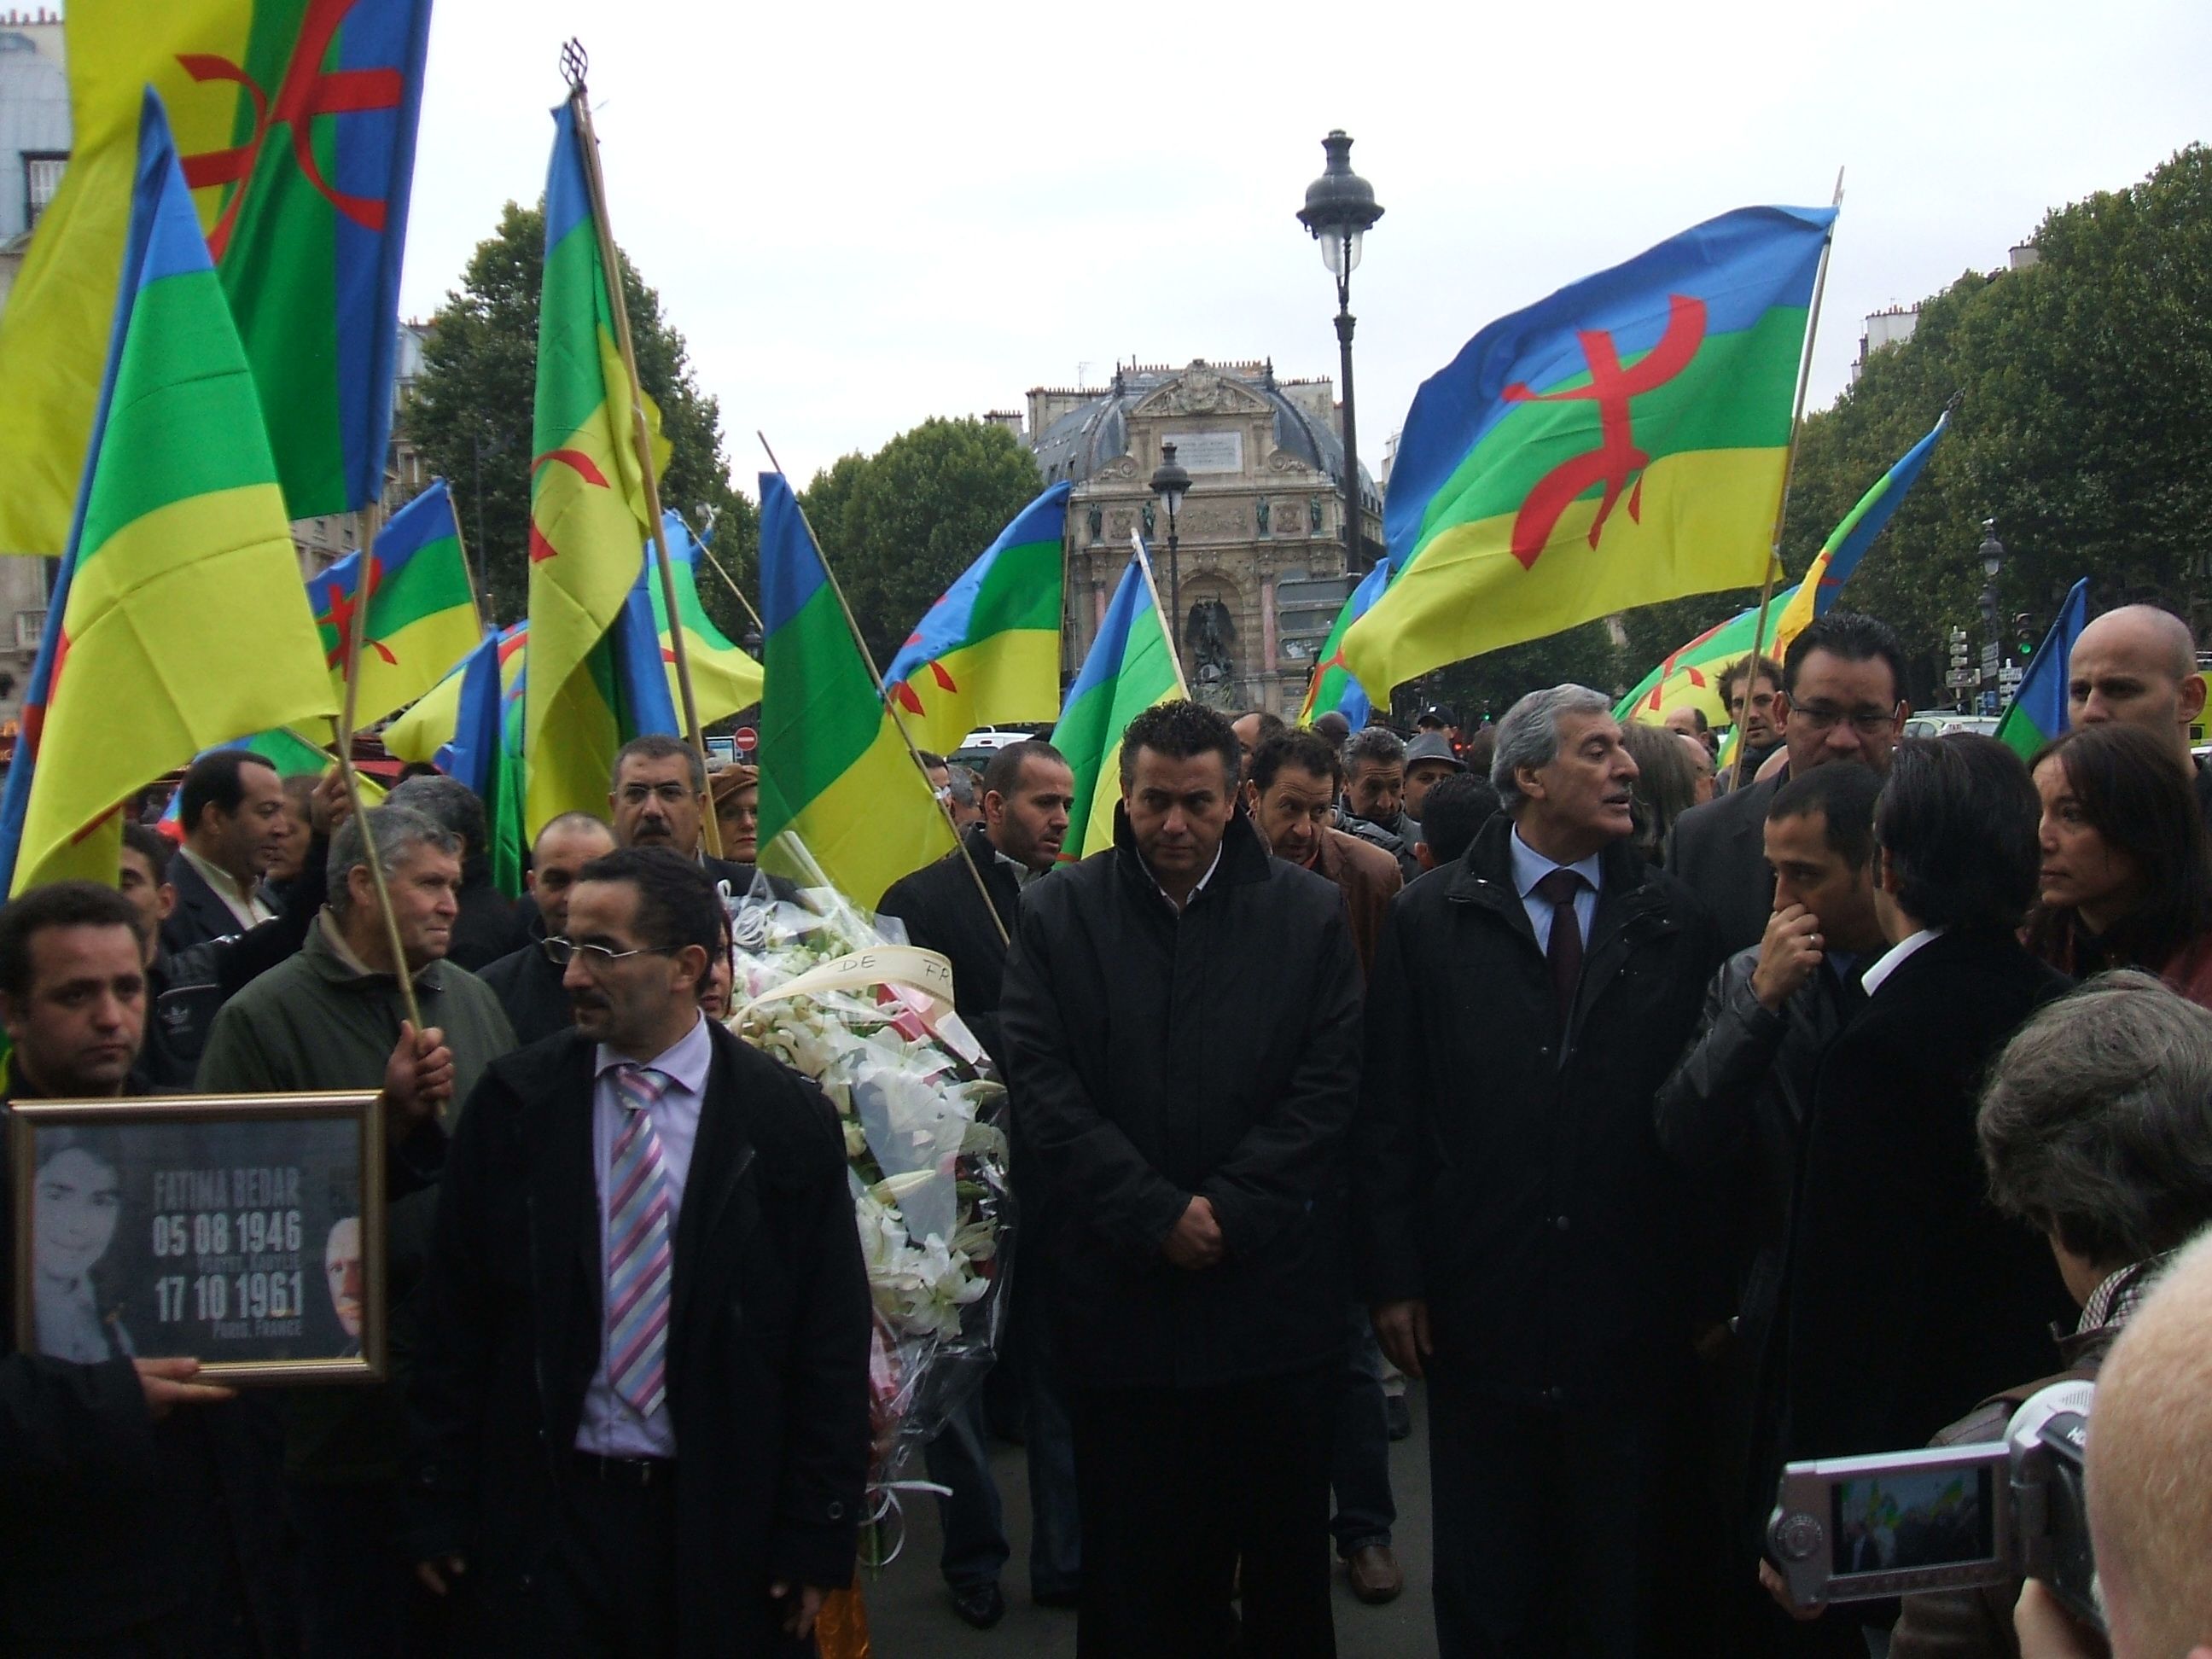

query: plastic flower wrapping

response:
[719,842,1012,1553]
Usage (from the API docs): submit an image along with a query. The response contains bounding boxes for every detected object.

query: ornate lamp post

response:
[1979,520,2006,713]
[1297,130,1383,573]
[1150,440,1191,635]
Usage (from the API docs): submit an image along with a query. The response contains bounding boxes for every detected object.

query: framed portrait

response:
[10,1091,385,1385]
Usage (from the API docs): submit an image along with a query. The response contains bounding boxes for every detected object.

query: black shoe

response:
[1385,1394,1412,1441]
[952,1583,1006,1630]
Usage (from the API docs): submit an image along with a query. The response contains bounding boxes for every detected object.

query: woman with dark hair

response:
[28,1126,135,1363]
[2025,722,2212,1004]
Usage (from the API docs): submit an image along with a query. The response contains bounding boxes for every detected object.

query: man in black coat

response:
[1757,737,2073,1629]
[1357,684,1726,1657]
[162,748,294,955]
[880,739,1078,1627]
[477,812,617,1047]
[1668,613,1912,954]
[1002,701,1362,1658]
[407,848,871,1656]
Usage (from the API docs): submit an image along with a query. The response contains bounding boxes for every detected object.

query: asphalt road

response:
[861,1382,1439,1658]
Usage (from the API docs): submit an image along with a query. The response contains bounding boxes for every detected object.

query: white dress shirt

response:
[1860,927,1943,999]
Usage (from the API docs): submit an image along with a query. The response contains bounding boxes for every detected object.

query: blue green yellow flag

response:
[1995,579,2090,760]
[755,473,954,907]
[881,482,1070,754]
[1347,206,1836,698]
[523,99,668,838]
[0,92,336,895]
[1051,537,1187,861]
[306,480,481,726]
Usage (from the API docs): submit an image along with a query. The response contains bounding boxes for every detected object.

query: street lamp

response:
[1150,440,1191,637]
[1978,519,2005,712]
[1297,130,1383,573]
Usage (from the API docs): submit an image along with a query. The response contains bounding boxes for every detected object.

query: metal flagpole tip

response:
[559,38,589,91]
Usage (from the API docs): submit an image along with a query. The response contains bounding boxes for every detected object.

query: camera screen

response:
[1830,1467,1995,1575]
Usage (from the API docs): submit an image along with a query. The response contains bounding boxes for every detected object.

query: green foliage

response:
[797,417,1049,667]
[408,201,757,635]
[1610,143,2212,704]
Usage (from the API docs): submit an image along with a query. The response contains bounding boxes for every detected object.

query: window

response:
[23,153,67,229]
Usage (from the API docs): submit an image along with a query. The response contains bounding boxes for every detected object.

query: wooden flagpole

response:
[757,433,1010,947]
[562,44,725,859]
[335,499,424,1029]
[1726,167,1845,796]
[442,480,490,637]
[689,529,765,635]
[1126,527,1191,697]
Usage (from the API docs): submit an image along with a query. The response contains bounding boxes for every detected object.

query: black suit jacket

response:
[877,826,1021,1071]
[1666,771,1785,956]
[408,1022,871,1656]
[160,851,262,957]
[1771,930,2072,1481]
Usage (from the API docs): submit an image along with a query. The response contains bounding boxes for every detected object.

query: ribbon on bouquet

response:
[740,945,987,1066]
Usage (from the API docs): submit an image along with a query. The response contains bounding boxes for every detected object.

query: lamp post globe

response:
[1150,441,1192,637]
[1297,130,1383,576]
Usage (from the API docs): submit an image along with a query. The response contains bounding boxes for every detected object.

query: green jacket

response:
[196,914,517,1482]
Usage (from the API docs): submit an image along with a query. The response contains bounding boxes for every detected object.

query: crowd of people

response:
[9,602,2212,1658]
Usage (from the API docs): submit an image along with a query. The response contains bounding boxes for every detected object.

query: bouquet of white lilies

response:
[722,855,1013,1522]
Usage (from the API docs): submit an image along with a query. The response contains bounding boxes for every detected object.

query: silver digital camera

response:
[1766,1381,2098,1629]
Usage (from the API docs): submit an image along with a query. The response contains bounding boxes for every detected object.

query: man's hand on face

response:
[1162,1196,1225,1270]
[135,1357,236,1418]
[1751,903,1825,1011]
[381,1021,454,1142]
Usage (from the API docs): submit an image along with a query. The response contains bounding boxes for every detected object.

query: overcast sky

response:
[398,0,2211,497]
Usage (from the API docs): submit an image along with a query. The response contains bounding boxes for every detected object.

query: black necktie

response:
[1535,867,1586,1017]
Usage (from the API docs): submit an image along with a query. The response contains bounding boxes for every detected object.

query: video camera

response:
[1767,1381,2098,1630]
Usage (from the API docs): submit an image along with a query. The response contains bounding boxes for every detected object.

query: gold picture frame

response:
[10,1090,385,1385]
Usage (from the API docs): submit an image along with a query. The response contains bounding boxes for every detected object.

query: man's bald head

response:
[2069,605,2205,764]
[2087,1227,2212,1657]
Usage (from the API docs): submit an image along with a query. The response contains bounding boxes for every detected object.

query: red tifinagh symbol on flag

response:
[890,660,958,716]
[175,0,406,259]
[315,557,396,670]
[1500,294,1708,571]
[527,449,612,562]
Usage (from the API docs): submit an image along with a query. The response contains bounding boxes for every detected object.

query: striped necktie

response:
[606,1065,675,1417]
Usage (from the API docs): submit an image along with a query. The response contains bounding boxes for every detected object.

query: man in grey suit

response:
[1666,613,1911,954]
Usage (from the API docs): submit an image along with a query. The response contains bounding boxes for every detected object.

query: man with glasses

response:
[409,847,870,1656]
[1668,614,1912,953]
[608,735,755,891]
[479,814,620,1047]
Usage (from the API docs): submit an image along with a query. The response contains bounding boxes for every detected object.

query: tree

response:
[798,417,1049,668]
[408,202,758,634]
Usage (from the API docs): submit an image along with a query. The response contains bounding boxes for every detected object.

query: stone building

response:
[1021,358,1382,719]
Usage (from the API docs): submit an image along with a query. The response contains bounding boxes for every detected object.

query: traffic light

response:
[2015,612,2037,660]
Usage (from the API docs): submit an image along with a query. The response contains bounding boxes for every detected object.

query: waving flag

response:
[1616,589,1797,730]
[1051,539,1187,862]
[650,513,764,719]
[755,473,952,906]
[306,480,481,725]
[0,0,434,552]
[1346,205,1836,698]
[1769,405,1953,664]
[1996,579,2091,760]
[1297,560,1389,727]
[524,99,669,837]
[434,628,528,895]
[0,93,336,895]
[881,482,1070,754]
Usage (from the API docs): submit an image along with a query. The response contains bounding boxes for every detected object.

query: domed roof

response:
[1031,358,1381,519]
